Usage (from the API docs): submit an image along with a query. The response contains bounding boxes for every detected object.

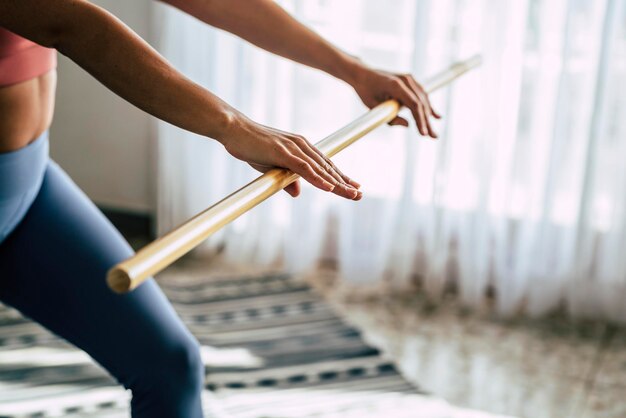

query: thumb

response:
[284,180,301,197]
[248,162,301,197]
[389,116,409,127]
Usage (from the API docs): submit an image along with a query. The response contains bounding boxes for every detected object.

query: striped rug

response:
[0,272,500,418]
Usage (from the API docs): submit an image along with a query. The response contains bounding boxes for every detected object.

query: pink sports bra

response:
[0,27,57,87]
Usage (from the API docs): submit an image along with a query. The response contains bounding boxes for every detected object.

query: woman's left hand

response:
[349,66,441,139]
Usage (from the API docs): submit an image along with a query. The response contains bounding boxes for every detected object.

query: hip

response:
[0,130,49,244]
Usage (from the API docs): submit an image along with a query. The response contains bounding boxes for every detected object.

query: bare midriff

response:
[0,25,57,152]
[0,70,56,152]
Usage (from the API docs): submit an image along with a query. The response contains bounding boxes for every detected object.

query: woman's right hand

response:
[219,114,362,200]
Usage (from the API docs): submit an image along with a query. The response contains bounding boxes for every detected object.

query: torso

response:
[0,26,57,153]
[0,71,56,152]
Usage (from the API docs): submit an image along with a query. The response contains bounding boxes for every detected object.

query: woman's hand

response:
[349,65,441,139]
[219,114,362,200]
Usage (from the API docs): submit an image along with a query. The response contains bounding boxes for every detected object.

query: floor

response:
[0,259,515,418]
[161,261,517,418]
[151,258,626,418]
[39,216,626,418]
[306,268,626,418]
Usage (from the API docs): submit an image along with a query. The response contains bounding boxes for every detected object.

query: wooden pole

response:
[107,55,482,293]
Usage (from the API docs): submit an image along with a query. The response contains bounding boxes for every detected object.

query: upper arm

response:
[0,0,89,48]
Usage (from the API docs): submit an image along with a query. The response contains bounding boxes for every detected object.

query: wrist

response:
[333,53,370,88]
[206,106,240,144]
[211,106,248,147]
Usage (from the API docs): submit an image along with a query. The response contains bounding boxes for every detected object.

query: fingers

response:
[283,153,335,193]
[313,149,362,199]
[393,75,439,139]
[282,141,361,200]
[296,136,361,189]
[391,79,430,138]
[290,136,362,200]
[404,75,442,119]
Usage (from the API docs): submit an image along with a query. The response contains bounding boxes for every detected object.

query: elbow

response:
[51,2,114,55]
[0,0,100,50]
[41,24,66,50]
[35,1,98,50]
[46,1,110,52]
[30,13,78,51]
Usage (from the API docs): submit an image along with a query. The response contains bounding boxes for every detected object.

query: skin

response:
[0,0,440,200]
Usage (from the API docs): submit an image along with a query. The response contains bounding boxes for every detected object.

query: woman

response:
[0,1,439,417]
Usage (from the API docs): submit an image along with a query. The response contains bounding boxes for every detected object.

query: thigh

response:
[0,161,196,384]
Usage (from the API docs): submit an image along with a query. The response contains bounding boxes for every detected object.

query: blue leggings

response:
[0,132,204,418]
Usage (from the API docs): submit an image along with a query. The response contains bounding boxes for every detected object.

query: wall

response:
[50,0,154,214]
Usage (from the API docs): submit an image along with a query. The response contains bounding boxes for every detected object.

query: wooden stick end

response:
[107,267,133,294]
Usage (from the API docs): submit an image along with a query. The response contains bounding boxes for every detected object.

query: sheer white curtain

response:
[154,0,626,321]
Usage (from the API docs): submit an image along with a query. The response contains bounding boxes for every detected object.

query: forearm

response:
[163,0,367,85]
[0,0,239,141]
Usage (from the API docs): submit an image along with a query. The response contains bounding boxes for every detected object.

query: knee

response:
[126,334,205,416]
[162,335,204,391]
[138,333,204,397]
